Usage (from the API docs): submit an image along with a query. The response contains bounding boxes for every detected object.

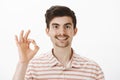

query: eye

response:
[65,25,71,29]
[53,25,59,29]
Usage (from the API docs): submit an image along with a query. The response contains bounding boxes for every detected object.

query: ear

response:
[45,28,50,36]
[74,28,78,36]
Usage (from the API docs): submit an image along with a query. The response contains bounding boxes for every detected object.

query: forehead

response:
[50,16,73,25]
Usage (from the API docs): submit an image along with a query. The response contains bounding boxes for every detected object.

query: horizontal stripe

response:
[25,51,104,80]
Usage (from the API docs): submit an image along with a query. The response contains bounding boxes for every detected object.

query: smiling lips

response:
[55,35,69,42]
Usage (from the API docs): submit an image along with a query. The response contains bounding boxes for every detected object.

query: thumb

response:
[30,39,39,54]
[33,45,39,54]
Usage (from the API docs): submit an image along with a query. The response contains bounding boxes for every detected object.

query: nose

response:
[59,27,66,35]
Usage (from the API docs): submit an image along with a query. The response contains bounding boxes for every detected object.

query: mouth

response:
[55,35,69,41]
[57,37,68,40]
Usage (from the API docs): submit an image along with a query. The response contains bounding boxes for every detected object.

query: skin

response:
[15,30,39,63]
[13,30,39,80]
[13,16,77,80]
[46,16,77,65]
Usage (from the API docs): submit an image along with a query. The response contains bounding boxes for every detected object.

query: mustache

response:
[55,34,69,38]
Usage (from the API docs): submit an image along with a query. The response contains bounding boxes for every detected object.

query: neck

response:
[52,46,73,66]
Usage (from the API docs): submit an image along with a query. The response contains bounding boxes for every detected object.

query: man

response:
[13,5,104,80]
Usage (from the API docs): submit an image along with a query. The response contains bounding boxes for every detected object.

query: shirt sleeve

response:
[96,65,105,80]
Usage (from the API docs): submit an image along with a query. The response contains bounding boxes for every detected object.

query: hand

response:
[15,30,39,63]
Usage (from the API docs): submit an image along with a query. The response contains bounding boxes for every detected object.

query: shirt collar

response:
[48,50,60,67]
[47,49,84,68]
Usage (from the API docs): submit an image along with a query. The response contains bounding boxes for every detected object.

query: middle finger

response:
[24,30,31,41]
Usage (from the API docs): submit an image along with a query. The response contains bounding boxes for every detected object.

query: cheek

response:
[68,31,74,35]
[49,31,56,37]
[51,30,58,35]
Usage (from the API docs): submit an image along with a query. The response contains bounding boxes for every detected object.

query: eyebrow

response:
[51,23,59,26]
[52,23,72,26]
[64,23,72,26]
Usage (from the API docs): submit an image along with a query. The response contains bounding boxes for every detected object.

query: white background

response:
[0,0,120,80]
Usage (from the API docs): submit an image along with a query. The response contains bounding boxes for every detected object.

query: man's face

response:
[46,16,77,48]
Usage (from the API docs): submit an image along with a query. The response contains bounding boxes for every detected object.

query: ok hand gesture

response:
[15,30,39,63]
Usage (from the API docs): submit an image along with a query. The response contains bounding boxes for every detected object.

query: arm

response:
[13,30,39,80]
[13,62,29,80]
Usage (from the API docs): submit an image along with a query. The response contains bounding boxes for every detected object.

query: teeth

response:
[57,37,67,40]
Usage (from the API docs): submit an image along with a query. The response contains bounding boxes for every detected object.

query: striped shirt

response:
[25,50,104,80]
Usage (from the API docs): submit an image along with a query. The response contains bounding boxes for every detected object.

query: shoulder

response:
[73,53,101,69]
[28,52,51,65]
[73,53,105,80]
[74,53,97,63]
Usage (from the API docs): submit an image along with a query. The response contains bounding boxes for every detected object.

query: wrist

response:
[18,60,29,65]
